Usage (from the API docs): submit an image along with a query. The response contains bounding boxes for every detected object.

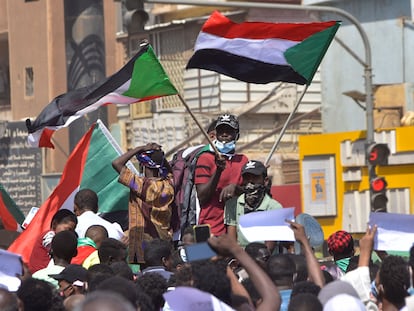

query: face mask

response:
[244,183,266,212]
[214,140,236,154]
[335,257,351,273]
[136,151,168,178]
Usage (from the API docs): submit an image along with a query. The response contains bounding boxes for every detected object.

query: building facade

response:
[0,0,121,211]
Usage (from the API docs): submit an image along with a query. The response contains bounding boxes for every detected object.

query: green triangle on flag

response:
[123,45,178,100]
[285,21,341,85]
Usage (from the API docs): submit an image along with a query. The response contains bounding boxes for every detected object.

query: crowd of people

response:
[1,114,414,311]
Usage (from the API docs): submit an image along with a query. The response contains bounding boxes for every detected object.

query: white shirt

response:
[32,261,65,289]
[341,266,379,311]
[76,211,124,240]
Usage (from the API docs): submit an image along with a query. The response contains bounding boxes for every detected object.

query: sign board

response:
[0,121,42,214]
[302,155,337,216]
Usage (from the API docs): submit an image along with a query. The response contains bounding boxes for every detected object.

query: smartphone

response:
[184,242,217,262]
[193,224,211,243]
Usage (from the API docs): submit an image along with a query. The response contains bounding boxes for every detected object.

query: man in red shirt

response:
[194,114,248,235]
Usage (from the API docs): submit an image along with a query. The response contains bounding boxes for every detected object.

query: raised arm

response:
[288,220,325,288]
[358,224,377,267]
[112,142,161,173]
[208,234,281,311]
[340,224,377,305]
[196,154,226,206]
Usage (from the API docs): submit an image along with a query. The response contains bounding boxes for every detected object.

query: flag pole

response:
[177,93,220,155]
[264,84,309,166]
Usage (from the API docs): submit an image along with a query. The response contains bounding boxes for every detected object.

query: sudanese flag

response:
[187,11,340,85]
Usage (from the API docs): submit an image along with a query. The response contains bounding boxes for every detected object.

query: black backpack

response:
[170,145,209,235]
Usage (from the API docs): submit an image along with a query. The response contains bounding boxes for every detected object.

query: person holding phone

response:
[193,224,211,243]
[224,160,282,250]
[208,234,281,311]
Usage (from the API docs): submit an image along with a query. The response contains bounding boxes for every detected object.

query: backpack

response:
[170,145,209,236]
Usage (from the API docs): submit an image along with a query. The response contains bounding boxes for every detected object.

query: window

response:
[0,66,10,99]
[25,67,34,97]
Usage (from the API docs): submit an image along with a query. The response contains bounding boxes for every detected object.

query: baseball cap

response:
[327,230,354,255]
[242,160,267,176]
[49,264,87,285]
[215,114,239,131]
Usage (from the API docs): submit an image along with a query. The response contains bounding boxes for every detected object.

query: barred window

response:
[25,67,34,97]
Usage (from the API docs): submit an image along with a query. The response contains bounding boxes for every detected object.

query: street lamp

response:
[343,90,367,111]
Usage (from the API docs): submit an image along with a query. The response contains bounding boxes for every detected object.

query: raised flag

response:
[8,120,133,264]
[186,11,340,85]
[238,208,295,243]
[27,43,178,148]
[0,185,25,231]
[370,212,414,252]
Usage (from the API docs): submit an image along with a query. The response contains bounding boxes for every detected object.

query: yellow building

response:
[299,126,414,238]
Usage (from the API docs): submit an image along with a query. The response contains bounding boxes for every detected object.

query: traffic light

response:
[366,143,390,166]
[123,0,149,34]
[370,176,388,212]
[366,142,390,212]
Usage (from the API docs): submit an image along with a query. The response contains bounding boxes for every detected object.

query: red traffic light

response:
[371,177,387,192]
[367,143,390,166]
[370,176,388,212]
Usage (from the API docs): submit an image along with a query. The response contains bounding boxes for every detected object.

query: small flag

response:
[187,11,340,85]
[8,120,132,265]
[370,212,414,252]
[27,43,178,148]
[0,185,25,231]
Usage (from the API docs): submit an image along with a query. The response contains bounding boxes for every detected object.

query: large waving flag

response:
[186,11,340,85]
[27,43,178,148]
[0,185,25,231]
[8,120,132,265]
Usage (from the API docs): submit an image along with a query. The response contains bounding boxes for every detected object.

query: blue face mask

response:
[214,140,236,154]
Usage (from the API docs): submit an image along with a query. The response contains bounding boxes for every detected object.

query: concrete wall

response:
[5,0,119,174]
[316,0,413,133]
